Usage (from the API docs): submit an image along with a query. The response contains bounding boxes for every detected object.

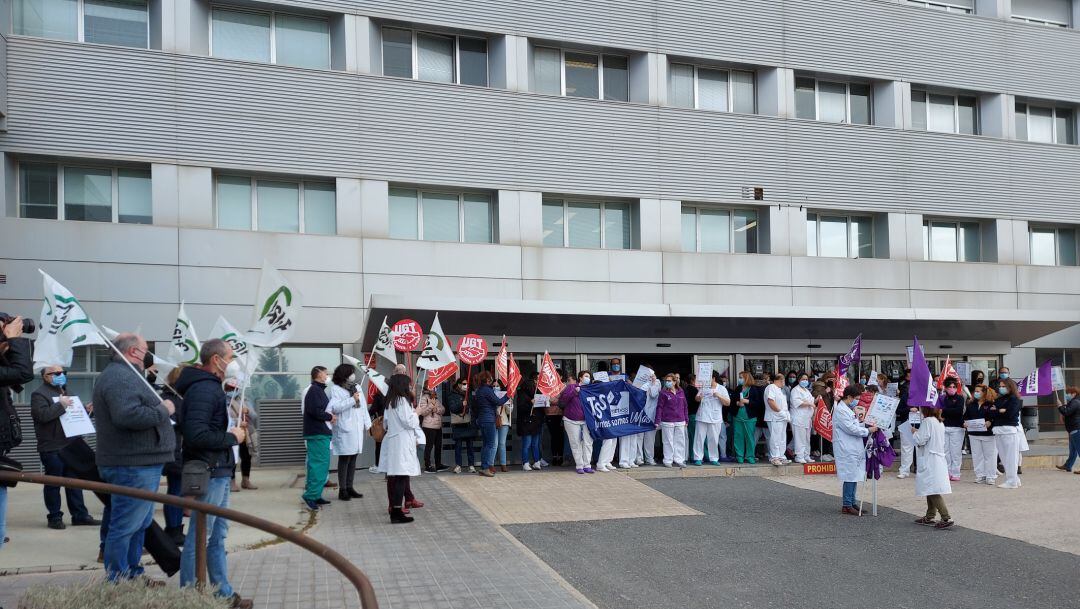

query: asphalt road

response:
[506,477,1080,609]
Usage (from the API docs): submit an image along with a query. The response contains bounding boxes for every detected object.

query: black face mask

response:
[146,370,158,385]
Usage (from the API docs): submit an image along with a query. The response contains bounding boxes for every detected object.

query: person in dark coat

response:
[516,374,544,470]
[1056,386,1080,474]
[159,365,187,545]
[0,317,34,551]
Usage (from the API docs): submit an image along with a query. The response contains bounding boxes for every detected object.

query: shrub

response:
[19,577,231,609]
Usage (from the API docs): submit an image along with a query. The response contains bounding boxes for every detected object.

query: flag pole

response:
[97,328,171,404]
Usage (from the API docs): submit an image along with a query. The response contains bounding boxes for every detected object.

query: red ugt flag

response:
[505,354,522,397]
[812,397,833,442]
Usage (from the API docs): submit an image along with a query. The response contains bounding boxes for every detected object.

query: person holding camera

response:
[31,365,101,530]
[328,363,371,501]
[0,314,35,550]
[176,339,252,609]
[93,333,176,582]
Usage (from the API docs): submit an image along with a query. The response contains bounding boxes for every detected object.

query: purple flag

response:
[907,337,940,408]
[1017,360,1054,397]
[836,334,862,377]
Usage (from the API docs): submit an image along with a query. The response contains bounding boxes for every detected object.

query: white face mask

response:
[580,376,591,385]
[347,374,357,383]
[224,359,242,379]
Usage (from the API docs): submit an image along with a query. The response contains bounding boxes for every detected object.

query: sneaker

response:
[368,466,380,474]
[576,468,586,474]
[303,499,321,511]
[675,462,686,468]
[805,457,816,463]
[453,465,462,474]
[618,463,632,469]
[47,520,66,530]
[770,458,782,467]
[974,478,985,484]
[949,475,961,482]
[914,516,935,526]
[781,458,792,464]
[435,465,450,472]
[709,460,722,466]
[897,473,910,479]
[645,460,657,466]
[962,449,970,455]
[984,478,997,485]
[821,455,835,462]
[468,466,476,473]
[691,460,702,466]
[795,459,808,464]
[662,462,672,468]
[584,467,596,474]
[934,520,955,530]
[720,456,736,463]
[997,482,1020,489]
[522,463,532,471]
[629,462,640,468]
[538,459,550,467]
[315,498,331,505]
[532,461,543,470]
[634,458,644,466]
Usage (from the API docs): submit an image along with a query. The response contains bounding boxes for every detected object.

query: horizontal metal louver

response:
[6,404,98,473]
[255,399,306,466]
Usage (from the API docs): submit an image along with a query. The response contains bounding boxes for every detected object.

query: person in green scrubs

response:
[732,371,757,464]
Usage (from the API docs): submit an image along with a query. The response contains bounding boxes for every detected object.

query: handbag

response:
[143,520,181,576]
[180,460,211,496]
[369,415,386,442]
[0,454,22,488]
[0,400,22,453]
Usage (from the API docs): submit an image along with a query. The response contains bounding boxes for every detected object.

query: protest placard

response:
[696,361,713,388]
[59,396,95,438]
[864,393,899,435]
[633,365,655,388]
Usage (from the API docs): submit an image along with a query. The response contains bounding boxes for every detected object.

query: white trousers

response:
[995,431,1021,487]
[563,419,594,470]
[641,429,658,463]
[969,435,998,482]
[598,438,617,468]
[767,420,789,461]
[660,422,687,465]
[899,432,915,474]
[692,420,722,462]
[944,427,965,477]
[618,433,642,467]
[792,424,811,461]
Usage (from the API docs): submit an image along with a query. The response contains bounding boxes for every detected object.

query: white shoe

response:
[522,463,532,471]
[973,478,984,484]
[453,465,462,474]
[821,455,834,462]
[896,473,909,479]
[795,459,807,464]
[634,458,644,466]
[532,461,543,470]
[663,462,672,468]
[630,462,640,468]
[646,460,657,466]
[368,466,380,473]
[985,478,997,485]
[997,482,1020,489]
[468,466,476,473]
[805,457,816,463]
[618,463,631,469]
[538,459,550,467]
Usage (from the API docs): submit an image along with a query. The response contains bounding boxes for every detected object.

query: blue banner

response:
[579,380,657,441]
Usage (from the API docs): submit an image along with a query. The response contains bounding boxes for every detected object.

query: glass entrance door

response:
[879,356,907,381]
[541,354,579,382]
[778,356,809,377]
[583,354,627,380]
[740,355,775,377]
[693,355,732,385]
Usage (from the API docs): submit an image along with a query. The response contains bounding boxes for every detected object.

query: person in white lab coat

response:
[691,370,730,465]
[834,386,876,516]
[622,368,660,467]
[382,373,425,524]
[912,406,954,529]
[789,373,816,463]
[328,364,372,502]
[763,374,791,466]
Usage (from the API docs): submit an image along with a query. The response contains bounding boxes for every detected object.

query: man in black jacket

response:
[302,366,334,510]
[176,339,252,609]
[30,366,99,529]
[0,315,35,551]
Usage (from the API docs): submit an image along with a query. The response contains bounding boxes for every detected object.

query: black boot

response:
[348,488,363,498]
[389,507,414,524]
[338,490,351,501]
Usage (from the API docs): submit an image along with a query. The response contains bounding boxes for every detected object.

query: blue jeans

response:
[496,425,510,466]
[521,433,542,464]
[1064,430,1080,470]
[40,450,91,523]
[842,481,857,508]
[479,422,498,469]
[0,486,7,550]
[452,427,476,467]
[164,471,184,530]
[180,476,233,598]
[98,464,163,581]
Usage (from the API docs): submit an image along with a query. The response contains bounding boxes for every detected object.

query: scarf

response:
[865,429,896,480]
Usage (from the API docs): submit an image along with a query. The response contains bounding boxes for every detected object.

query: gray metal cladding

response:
[286,0,1080,102]
[4,38,1079,222]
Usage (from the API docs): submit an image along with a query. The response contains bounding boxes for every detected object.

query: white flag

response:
[169,302,202,365]
[246,263,301,348]
[372,316,396,368]
[210,316,253,375]
[33,271,107,370]
[416,313,456,371]
[344,354,388,395]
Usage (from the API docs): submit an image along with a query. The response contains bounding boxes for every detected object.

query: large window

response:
[922,220,982,262]
[911,90,978,134]
[18,162,151,224]
[1030,227,1078,266]
[14,0,148,48]
[533,47,629,101]
[215,176,336,234]
[795,77,871,125]
[668,63,756,113]
[1015,102,1075,145]
[388,188,493,243]
[1011,0,1071,27]
[542,199,634,249]
[905,0,974,13]
[807,213,874,258]
[250,345,341,401]
[680,206,759,253]
[382,27,488,86]
[211,7,330,69]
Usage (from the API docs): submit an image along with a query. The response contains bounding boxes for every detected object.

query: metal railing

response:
[0,471,379,608]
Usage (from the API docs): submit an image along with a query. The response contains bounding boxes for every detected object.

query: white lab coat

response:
[913,416,951,497]
[832,400,869,483]
[381,397,425,477]
[328,384,372,456]
[788,386,815,428]
[763,384,790,422]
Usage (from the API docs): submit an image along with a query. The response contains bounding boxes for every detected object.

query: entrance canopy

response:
[363,295,1080,350]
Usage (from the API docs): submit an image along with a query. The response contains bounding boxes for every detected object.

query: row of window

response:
[907,0,1074,27]
[14,2,1080,145]
[14,161,1080,266]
